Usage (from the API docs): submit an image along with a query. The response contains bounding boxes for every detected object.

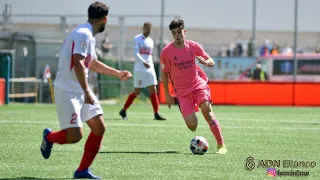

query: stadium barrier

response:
[0,78,5,105]
[158,81,320,106]
[9,77,41,103]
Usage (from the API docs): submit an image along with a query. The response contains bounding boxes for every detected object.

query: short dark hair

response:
[88,1,109,19]
[143,22,152,28]
[169,18,184,30]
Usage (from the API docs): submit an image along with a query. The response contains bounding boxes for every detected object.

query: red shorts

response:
[177,85,212,118]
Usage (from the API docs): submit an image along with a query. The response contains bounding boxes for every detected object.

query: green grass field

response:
[0,104,319,179]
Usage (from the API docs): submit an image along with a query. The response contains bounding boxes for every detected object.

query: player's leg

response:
[119,70,142,119]
[196,86,227,154]
[74,92,104,179]
[147,85,166,120]
[41,87,84,159]
[41,128,83,159]
[184,113,198,131]
[119,88,141,119]
[74,115,104,179]
[145,69,166,120]
[47,128,83,143]
[178,94,198,131]
[198,101,225,146]
[123,88,141,111]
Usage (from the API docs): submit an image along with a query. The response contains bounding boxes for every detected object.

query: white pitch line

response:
[122,117,320,124]
[109,123,320,131]
[1,111,320,123]
[0,120,319,131]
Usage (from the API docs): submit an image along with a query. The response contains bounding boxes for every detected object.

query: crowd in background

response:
[217,38,320,57]
[99,33,320,59]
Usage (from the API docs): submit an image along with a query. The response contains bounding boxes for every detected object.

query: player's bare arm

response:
[89,60,132,80]
[197,56,215,68]
[73,54,94,105]
[161,72,174,109]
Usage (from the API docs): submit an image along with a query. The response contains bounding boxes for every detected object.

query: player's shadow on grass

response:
[0,177,73,180]
[99,151,216,156]
[99,150,181,154]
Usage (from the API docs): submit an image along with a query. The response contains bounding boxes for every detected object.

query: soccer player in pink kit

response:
[119,22,166,120]
[161,19,227,154]
[40,2,132,179]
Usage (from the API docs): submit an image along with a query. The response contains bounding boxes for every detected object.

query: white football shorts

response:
[133,68,158,88]
[54,86,104,130]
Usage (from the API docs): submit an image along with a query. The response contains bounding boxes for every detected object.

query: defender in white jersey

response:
[40,2,132,179]
[119,22,166,120]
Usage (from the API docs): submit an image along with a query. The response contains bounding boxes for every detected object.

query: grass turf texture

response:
[0,104,319,179]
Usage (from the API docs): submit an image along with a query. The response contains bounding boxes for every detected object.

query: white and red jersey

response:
[54,22,97,93]
[133,34,154,71]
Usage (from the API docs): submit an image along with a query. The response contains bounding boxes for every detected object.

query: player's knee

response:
[91,124,106,136]
[185,114,198,132]
[133,89,141,95]
[68,133,83,143]
[148,86,156,94]
[187,125,197,132]
[98,124,106,135]
[201,106,211,114]
[66,128,83,143]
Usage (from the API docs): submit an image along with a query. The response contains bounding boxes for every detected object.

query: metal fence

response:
[1,9,320,103]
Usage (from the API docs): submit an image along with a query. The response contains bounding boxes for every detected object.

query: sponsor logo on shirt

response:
[174,60,193,70]
[84,54,92,67]
[189,51,194,57]
[81,42,88,50]
[139,47,152,55]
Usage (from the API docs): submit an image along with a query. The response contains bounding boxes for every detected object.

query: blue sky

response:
[1,0,319,31]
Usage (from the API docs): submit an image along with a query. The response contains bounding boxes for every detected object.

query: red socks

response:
[123,93,137,110]
[78,132,103,172]
[46,130,67,144]
[124,92,159,114]
[208,119,224,146]
[150,93,159,113]
[47,130,103,171]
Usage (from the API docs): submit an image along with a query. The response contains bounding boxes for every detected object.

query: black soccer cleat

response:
[154,113,166,120]
[119,109,127,120]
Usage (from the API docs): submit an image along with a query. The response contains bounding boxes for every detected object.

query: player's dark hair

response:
[143,22,152,28]
[169,18,184,30]
[88,1,109,19]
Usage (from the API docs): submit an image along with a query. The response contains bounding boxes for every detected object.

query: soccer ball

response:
[190,136,209,155]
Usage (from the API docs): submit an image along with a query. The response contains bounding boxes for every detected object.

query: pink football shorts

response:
[177,85,212,118]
